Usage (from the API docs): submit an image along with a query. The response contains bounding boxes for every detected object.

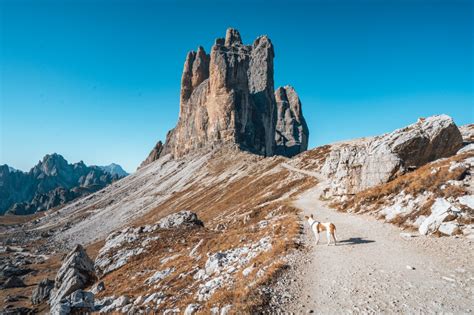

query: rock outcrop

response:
[49,245,97,311]
[139,140,163,169]
[0,153,126,215]
[321,115,463,196]
[157,210,204,228]
[142,28,308,165]
[31,279,55,305]
[94,211,203,277]
[274,86,309,156]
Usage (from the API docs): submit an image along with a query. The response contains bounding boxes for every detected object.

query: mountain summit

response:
[0,154,127,215]
[141,28,308,167]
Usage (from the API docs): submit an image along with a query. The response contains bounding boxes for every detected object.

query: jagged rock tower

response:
[141,28,308,167]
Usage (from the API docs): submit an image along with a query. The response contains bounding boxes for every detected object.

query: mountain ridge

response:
[0,153,127,215]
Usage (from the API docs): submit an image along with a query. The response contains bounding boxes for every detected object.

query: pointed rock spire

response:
[224,28,242,46]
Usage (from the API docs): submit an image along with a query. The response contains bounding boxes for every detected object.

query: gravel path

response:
[280,184,474,314]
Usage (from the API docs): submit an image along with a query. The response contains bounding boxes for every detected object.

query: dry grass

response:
[333,152,473,214]
[92,149,317,313]
[296,145,331,170]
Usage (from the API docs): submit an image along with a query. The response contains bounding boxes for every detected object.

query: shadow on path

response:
[338,237,375,245]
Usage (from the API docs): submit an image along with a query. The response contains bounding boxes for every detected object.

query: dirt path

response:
[280,179,474,313]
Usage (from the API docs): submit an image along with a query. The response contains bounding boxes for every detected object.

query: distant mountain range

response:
[0,154,127,215]
[97,163,129,177]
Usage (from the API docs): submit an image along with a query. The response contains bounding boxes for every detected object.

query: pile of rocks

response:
[361,150,473,237]
[49,244,97,313]
[194,236,272,301]
[95,210,204,277]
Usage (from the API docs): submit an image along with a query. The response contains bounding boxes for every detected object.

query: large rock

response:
[2,276,26,288]
[31,278,55,305]
[50,290,95,315]
[49,245,97,310]
[419,198,461,235]
[158,210,204,229]
[274,86,309,157]
[142,28,308,164]
[321,115,463,195]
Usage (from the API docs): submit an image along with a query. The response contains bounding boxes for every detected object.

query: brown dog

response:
[304,214,337,246]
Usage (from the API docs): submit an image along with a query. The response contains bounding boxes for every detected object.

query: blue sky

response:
[1,0,473,173]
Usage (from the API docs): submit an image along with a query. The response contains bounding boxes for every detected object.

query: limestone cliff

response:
[141,28,308,167]
[274,86,309,157]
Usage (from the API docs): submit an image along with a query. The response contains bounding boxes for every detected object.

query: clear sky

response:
[1,0,473,173]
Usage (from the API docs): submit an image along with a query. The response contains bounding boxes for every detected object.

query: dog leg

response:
[315,232,320,245]
[332,232,337,246]
[326,231,331,246]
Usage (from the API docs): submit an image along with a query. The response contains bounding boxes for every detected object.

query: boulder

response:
[31,278,54,305]
[158,210,204,229]
[99,295,130,313]
[459,124,474,143]
[49,244,97,310]
[2,276,26,288]
[419,198,461,235]
[205,253,228,275]
[90,281,105,294]
[68,289,94,309]
[184,303,200,315]
[458,195,474,209]
[0,265,32,278]
[144,268,174,285]
[321,115,463,195]
[438,222,461,236]
[0,307,33,315]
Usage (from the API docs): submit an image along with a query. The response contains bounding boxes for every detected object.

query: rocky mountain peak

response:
[37,153,68,176]
[0,154,127,215]
[224,28,242,46]
[142,28,309,166]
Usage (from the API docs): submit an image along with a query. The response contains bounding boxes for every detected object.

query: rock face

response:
[142,28,308,165]
[274,86,309,156]
[49,245,97,311]
[321,115,463,196]
[0,153,126,215]
[31,279,55,305]
[139,140,163,169]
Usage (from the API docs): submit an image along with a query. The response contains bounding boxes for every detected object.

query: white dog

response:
[305,214,338,246]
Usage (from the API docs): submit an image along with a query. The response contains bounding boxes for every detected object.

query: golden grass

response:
[93,151,317,313]
[333,152,473,214]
